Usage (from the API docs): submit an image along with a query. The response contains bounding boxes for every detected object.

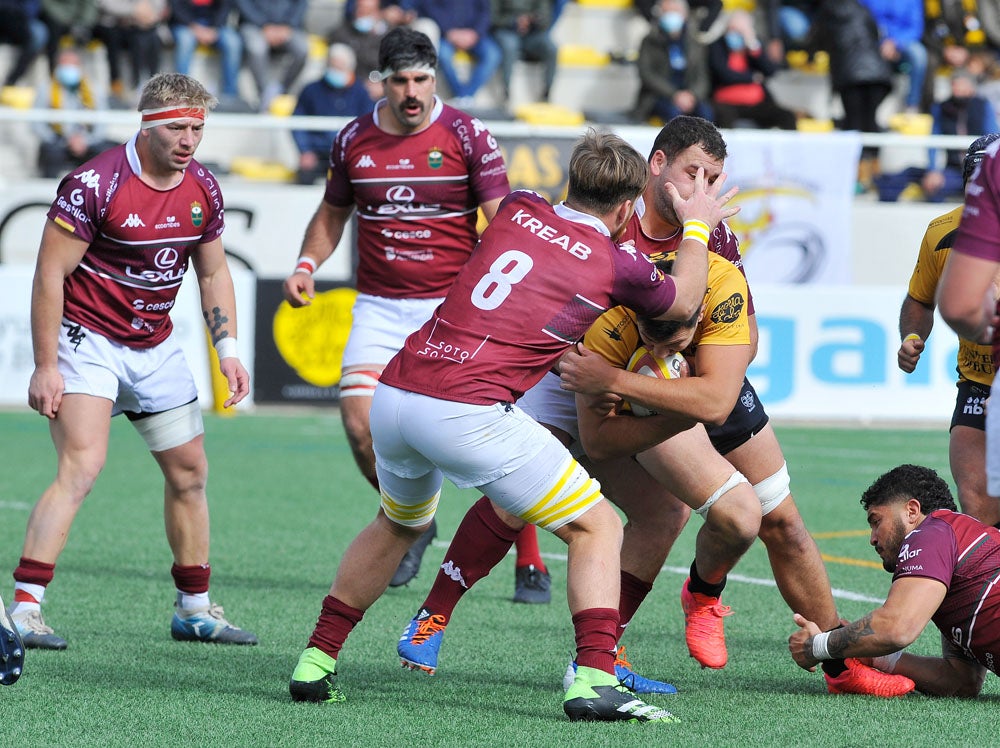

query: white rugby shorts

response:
[57,319,199,416]
[341,294,444,368]
[370,383,604,531]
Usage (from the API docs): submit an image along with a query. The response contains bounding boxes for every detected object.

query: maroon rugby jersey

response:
[953,140,1000,367]
[379,191,679,405]
[894,509,1000,673]
[324,98,510,299]
[622,199,755,315]
[46,135,224,348]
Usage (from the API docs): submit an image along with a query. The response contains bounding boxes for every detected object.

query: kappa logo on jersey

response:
[74,168,102,194]
[121,213,146,228]
[355,154,377,168]
[710,293,745,324]
[617,240,638,260]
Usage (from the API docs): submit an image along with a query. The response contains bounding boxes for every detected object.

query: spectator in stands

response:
[490,0,558,105]
[93,0,169,105]
[875,69,999,202]
[417,0,502,107]
[0,0,49,88]
[633,0,713,124]
[814,0,892,193]
[291,43,373,185]
[859,0,928,113]
[39,0,99,74]
[923,69,998,201]
[755,0,818,55]
[170,0,246,111]
[923,1,1000,111]
[33,46,116,178]
[707,8,797,129]
[328,0,387,102]
[235,0,309,111]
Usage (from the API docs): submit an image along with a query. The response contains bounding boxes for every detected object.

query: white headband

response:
[369,64,437,83]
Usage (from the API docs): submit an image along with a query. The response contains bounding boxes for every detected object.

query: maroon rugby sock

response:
[420,496,520,620]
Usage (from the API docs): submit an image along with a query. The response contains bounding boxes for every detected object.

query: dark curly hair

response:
[859,464,958,514]
[648,115,728,164]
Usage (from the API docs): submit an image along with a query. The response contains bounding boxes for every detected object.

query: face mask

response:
[725,31,745,50]
[659,12,684,35]
[325,70,350,88]
[353,16,376,33]
[55,64,82,89]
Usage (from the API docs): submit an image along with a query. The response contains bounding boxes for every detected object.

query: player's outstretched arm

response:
[283,201,354,307]
[938,252,999,343]
[29,221,90,418]
[658,168,739,322]
[193,237,250,407]
[897,295,932,373]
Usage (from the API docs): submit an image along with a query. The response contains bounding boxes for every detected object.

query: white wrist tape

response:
[215,337,238,360]
[811,631,832,661]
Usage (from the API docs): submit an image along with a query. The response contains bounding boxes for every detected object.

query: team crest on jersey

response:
[428,147,443,169]
[190,201,203,227]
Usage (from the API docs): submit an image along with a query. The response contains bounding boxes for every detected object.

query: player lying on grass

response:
[789,463,1000,697]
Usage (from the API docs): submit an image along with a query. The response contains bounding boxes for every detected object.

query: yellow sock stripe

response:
[380,490,439,525]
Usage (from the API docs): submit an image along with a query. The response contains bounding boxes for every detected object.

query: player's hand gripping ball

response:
[623,346,688,416]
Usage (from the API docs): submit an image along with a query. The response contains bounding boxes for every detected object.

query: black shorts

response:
[706,377,770,455]
[950,380,990,432]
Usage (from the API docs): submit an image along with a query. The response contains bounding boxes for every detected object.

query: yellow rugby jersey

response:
[585,252,750,368]
[907,205,993,386]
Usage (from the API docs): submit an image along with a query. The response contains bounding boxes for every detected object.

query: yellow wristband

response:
[903,333,922,343]
[682,219,711,247]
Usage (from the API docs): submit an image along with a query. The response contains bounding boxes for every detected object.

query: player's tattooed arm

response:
[827,614,877,658]
[204,305,232,345]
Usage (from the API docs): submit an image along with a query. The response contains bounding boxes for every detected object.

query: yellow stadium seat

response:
[576,0,633,8]
[0,86,36,109]
[269,93,297,117]
[888,112,933,135]
[557,44,610,66]
[514,102,586,126]
[796,117,835,132]
[229,156,295,182]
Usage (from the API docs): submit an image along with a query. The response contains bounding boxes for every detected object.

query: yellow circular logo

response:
[272,287,357,386]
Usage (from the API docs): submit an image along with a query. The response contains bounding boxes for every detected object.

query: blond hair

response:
[137,73,218,113]
[566,129,649,215]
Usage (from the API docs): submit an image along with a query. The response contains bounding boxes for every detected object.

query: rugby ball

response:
[623,347,687,416]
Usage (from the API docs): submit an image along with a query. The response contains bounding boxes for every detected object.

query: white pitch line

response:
[429,540,888,605]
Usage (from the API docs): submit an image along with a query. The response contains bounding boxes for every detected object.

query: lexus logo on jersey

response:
[385,185,415,203]
[190,201,203,226]
[154,247,179,269]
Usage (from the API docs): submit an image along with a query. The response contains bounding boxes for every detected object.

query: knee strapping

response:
[695,471,750,518]
[132,400,204,452]
[380,488,440,528]
[754,461,791,516]
[339,370,381,398]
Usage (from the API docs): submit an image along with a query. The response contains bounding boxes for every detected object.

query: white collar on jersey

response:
[126,132,142,174]
[554,202,611,237]
[373,95,444,131]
